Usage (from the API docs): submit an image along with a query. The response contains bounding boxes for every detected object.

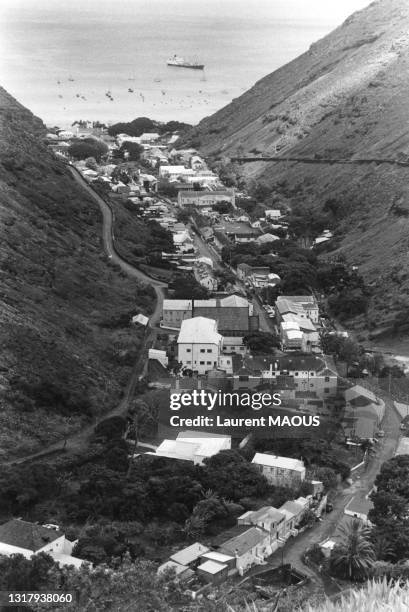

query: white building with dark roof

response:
[0,519,85,569]
[219,526,271,575]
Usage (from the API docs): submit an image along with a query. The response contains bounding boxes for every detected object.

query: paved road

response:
[2,169,168,466]
[69,167,167,326]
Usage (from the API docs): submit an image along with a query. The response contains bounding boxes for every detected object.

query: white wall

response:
[178,342,220,374]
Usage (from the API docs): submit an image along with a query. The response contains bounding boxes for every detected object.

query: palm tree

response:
[372,534,396,562]
[331,518,375,580]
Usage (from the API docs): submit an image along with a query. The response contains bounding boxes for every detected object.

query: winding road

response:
[2,168,168,466]
[69,166,167,326]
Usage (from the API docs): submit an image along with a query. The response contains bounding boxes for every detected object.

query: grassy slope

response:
[188,0,409,334]
[0,87,155,459]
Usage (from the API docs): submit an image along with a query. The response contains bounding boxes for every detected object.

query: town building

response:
[197,560,228,585]
[219,526,271,575]
[0,519,85,569]
[238,507,286,552]
[343,385,385,440]
[140,132,160,143]
[170,542,210,568]
[256,233,280,245]
[178,189,236,208]
[281,313,320,353]
[236,354,338,400]
[151,431,231,465]
[265,209,282,220]
[177,316,222,374]
[236,264,272,287]
[159,165,195,180]
[161,296,257,341]
[251,453,306,487]
[276,296,319,324]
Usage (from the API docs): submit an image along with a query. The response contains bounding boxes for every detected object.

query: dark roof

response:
[193,305,250,332]
[220,527,267,556]
[295,391,317,398]
[276,375,296,390]
[237,263,252,272]
[0,520,61,551]
[277,354,326,372]
[210,524,250,547]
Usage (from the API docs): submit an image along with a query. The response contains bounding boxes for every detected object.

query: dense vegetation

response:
[107,117,191,138]
[369,455,409,561]
[0,87,156,459]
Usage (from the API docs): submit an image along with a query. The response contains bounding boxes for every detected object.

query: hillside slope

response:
[190,0,409,335]
[0,87,154,459]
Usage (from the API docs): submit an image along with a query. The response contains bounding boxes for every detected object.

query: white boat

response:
[167,54,204,70]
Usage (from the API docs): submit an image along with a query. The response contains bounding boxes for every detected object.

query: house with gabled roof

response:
[252,453,306,488]
[0,519,85,569]
[219,526,271,575]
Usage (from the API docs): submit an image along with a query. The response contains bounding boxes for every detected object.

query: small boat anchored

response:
[167,54,204,70]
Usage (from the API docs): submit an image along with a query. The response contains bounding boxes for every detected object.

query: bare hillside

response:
[188,0,409,335]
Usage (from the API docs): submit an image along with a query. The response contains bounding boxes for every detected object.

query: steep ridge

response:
[0,87,153,459]
[189,0,409,335]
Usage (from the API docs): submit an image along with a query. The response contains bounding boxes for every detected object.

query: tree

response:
[312,466,337,491]
[157,180,178,198]
[0,553,55,590]
[120,142,143,161]
[37,555,184,611]
[68,139,108,162]
[369,455,409,561]
[84,157,98,170]
[243,331,280,354]
[330,518,375,580]
[108,117,157,137]
[170,275,210,299]
[202,450,269,501]
[94,416,127,441]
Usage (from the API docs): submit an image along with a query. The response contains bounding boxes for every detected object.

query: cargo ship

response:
[167,55,204,70]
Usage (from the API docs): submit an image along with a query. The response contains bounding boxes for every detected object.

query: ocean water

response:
[0,0,371,128]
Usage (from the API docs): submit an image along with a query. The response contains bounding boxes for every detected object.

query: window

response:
[325,376,330,382]
[186,348,191,353]
[207,349,212,353]
[186,360,191,364]
[310,383,313,388]
[295,372,298,376]
[200,349,205,353]
[199,361,205,365]
[324,388,330,394]
[239,375,249,382]
[310,372,314,376]
[240,347,245,351]
[206,361,211,365]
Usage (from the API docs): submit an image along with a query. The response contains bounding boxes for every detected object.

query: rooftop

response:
[345,385,377,404]
[252,453,305,472]
[170,542,210,566]
[239,506,285,524]
[178,317,222,344]
[395,437,409,456]
[277,354,326,372]
[201,551,235,564]
[220,527,267,557]
[0,519,61,552]
[197,560,227,574]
